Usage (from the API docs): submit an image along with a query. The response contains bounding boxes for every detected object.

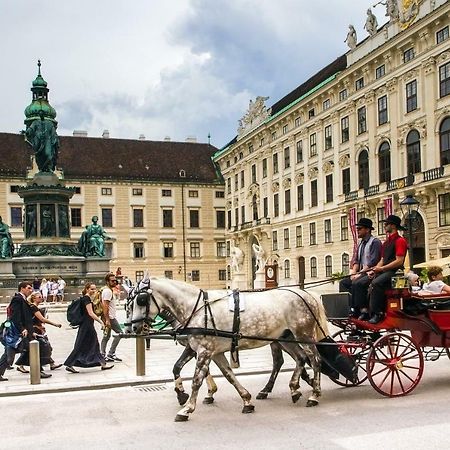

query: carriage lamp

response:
[400,194,420,271]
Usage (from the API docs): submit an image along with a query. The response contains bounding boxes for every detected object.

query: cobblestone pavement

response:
[0,305,296,397]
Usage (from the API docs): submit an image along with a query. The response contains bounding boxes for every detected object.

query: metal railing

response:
[423,166,444,182]
[387,174,415,191]
[345,191,358,202]
[364,185,379,197]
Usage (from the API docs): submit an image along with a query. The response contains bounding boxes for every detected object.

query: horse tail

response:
[309,291,330,341]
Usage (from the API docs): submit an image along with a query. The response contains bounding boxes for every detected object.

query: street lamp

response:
[400,194,420,271]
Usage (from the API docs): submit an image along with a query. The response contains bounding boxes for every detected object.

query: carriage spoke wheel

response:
[366,332,424,397]
[329,330,369,387]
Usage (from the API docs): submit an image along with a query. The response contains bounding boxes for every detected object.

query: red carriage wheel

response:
[366,332,424,397]
[329,330,369,387]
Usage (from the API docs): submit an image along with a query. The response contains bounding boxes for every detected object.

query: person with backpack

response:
[64,282,114,373]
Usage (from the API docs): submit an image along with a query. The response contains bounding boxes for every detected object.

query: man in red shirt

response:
[366,215,408,324]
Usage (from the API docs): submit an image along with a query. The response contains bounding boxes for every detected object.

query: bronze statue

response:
[0,216,14,258]
[25,110,60,172]
[78,216,109,257]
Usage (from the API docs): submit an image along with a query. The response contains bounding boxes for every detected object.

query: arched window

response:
[310,257,317,278]
[440,117,450,166]
[378,141,391,183]
[342,253,350,275]
[406,130,421,173]
[284,259,290,279]
[358,149,369,190]
[325,255,333,277]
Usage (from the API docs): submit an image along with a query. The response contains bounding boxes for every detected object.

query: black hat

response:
[381,214,406,231]
[355,218,374,230]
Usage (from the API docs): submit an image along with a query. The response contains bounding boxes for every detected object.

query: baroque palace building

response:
[214,0,450,290]
[0,72,226,288]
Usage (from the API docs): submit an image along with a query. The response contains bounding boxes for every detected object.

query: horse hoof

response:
[203,397,214,404]
[306,399,319,407]
[291,392,302,404]
[242,404,255,414]
[174,414,189,422]
[177,392,190,406]
[256,392,268,400]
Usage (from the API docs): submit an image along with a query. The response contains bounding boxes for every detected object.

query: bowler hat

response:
[381,214,406,231]
[355,218,374,230]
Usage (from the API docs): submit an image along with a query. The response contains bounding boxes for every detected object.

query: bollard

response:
[136,336,146,376]
[29,340,41,385]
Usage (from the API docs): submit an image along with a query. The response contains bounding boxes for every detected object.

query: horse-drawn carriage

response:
[322,286,450,397]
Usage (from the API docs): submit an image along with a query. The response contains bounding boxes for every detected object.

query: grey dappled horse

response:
[125,275,329,422]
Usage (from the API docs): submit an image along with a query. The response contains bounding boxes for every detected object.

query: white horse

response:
[126,275,329,422]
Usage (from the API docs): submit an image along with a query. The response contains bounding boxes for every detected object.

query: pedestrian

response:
[16,291,62,376]
[32,277,41,292]
[49,278,59,303]
[40,278,49,302]
[56,276,66,303]
[101,273,123,362]
[64,282,114,373]
[0,281,34,381]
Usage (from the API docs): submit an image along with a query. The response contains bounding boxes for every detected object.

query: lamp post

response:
[400,194,420,272]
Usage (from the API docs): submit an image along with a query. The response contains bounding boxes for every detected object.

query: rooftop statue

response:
[364,8,378,36]
[0,216,14,259]
[345,25,357,50]
[25,109,60,173]
[384,0,400,20]
[78,216,110,257]
[237,96,271,138]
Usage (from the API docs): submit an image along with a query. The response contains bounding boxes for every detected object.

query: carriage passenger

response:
[421,266,450,295]
[365,215,408,324]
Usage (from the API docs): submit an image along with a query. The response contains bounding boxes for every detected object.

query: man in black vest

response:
[366,215,408,324]
[340,218,382,319]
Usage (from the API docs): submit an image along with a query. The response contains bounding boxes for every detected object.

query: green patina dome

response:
[32,73,48,88]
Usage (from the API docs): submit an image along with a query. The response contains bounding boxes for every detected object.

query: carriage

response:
[321,286,450,397]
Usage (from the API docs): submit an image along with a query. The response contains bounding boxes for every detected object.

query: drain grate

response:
[135,384,168,393]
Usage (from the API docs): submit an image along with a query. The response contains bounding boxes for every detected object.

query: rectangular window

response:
[323,98,331,110]
[227,210,232,229]
[439,193,450,226]
[190,242,201,258]
[235,208,239,226]
[295,117,301,127]
[234,174,238,191]
[133,242,144,259]
[378,95,388,125]
[251,164,256,183]
[162,209,173,227]
[310,258,317,278]
[282,124,288,135]
[133,208,144,228]
[284,147,290,169]
[271,131,277,141]
[132,188,143,196]
[101,187,112,196]
[309,133,317,157]
[135,271,144,282]
[164,271,173,279]
[272,230,278,251]
[296,225,303,247]
[283,228,290,249]
[260,138,265,147]
[163,242,173,258]
[440,62,450,98]
[219,269,227,281]
[339,89,348,101]
[217,241,226,257]
[227,178,231,194]
[355,77,364,90]
[296,140,303,163]
[308,108,315,119]
[162,189,172,197]
[340,216,348,241]
[357,106,367,134]
[240,171,245,188]
[284,189,291,214]
[437,26,449,44]
[377,207,385,236]
[71,208,82,227]
[403,47,415,63]
[215,191,225,198]
[273,193,279,217]
[375,64,385,79]
[241,205,245,223]
[324,219,332,243]
[9,185,19,193]
[325,174,333,203]
[102,208,113,227]
[262,158,268,178]
[324,125,332,150]
[189,209,199,228]
[325,256,333,278]
[10,206,22,227]
[248,144,254,153]
[342,168,351,195]
[341,116,349,143]
[273,153,279,174]
[311,180,318,207]
[188,190,198,198]
[406,80,417,112]
[309,223,316,246]
[263,197,268,217]
[191,270,200,282]
[297,185,304,211]
[216,210,225,228]
[74,187,81,194]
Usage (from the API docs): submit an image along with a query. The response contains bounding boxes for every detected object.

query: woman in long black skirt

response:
[65,282,114,373]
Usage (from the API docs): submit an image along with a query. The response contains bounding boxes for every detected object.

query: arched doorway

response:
[298,256,305,288]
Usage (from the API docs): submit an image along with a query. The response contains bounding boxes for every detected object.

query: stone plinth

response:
[0,260,15,280]
[253,271,265,289]
[231,272,247,290]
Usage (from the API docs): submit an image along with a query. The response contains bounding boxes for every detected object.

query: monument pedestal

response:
[253,271,265,289]
[0,260,15,280]
[231,273,247,290]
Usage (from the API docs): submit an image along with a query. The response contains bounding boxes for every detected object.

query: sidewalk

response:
[0,305,295,397]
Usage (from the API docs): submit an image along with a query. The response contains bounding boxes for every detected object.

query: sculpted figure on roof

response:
[345,25,357,50]
[237,96,271,138]
[364,8,378,36]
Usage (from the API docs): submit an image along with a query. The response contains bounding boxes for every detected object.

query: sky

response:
[1,0,388,149]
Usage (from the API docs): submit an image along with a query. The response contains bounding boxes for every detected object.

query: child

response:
[422,266,450,294]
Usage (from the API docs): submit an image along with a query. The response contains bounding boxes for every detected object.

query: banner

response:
[348,207,358,264]
[384,196,393,217]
